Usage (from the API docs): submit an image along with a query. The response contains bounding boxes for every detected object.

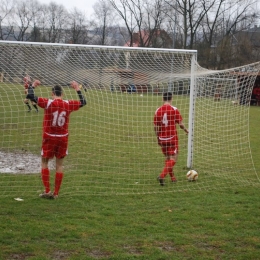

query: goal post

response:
[187,54,197,169]
[0,40,259,198]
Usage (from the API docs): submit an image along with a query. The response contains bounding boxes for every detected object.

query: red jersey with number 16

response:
[154,104,183,144]
[37,98,81,138]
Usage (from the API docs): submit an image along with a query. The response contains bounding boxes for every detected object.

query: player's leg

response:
[41,157,51,192]
[31,100,38,112]
[157,144,167,186]
[39,138,54,198]
[165,143,178,182]
[53,157,64,198]
[158,144,177,185]
[159,159,176,179]
[24,98,31,112]
[168,153,178,182]
[53,137,68,198]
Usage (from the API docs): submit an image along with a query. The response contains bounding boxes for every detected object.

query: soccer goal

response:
[0,41,259,197]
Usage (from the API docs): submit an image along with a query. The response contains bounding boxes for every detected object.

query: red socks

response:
[41,169,64,196]
[54,172,64,196]
[41,168,50,193]
[160,159,176,179]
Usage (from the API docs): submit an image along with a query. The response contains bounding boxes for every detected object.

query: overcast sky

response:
[40,0,96,15]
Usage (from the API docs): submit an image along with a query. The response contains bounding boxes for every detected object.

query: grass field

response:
[0,84,260,259]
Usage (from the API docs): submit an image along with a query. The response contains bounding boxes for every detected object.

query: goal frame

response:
[2,40,258,196]
[0,40,198,169]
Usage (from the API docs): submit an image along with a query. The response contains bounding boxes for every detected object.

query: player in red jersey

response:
[28,81,86,199]
[154,92,188,186]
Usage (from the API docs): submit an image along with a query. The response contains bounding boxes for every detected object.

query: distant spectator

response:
[127,84,136,93]
[254,85,260,106]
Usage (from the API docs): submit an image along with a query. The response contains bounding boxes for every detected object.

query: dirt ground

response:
[0,151,53,174]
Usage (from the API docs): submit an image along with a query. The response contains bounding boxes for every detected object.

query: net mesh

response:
[0,41,259,197]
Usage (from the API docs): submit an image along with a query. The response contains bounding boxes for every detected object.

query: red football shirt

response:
[37,98,81,138]
[154,104,183,143]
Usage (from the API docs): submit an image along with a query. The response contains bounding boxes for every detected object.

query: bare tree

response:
[29,0,45,42]
[0,0,15,40]
[67,8,89,44]
[200,0,259,68]
[107,0,136,46]
[12,0,36,41]
[44,2,68,43]
[165,0,216,49]
[164,0,259,67]
[108,0,167,47]
[33,3,51,42]
[138,0,169,47]
[91,0,116,45]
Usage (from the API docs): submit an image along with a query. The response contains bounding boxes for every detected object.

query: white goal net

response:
[0,41,259,197]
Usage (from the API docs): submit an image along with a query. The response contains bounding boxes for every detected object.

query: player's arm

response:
[32,80,41,88]
[28,80,41,103]
[175,110,188,134]
[154,124,161,145]
[154,124,160,137]
[179,121,189,134]
[70,81,87,107]
[23,75,31,85]
[153,113,161,145]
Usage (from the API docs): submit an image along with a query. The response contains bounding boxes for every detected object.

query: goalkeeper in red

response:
[154,92,188,186]
[29,81,86,199]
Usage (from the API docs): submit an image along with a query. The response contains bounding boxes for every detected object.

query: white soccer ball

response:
[186,170,198,181]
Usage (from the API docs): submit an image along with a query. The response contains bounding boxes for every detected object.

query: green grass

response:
[0,84,260,259]
[1,187,260,259]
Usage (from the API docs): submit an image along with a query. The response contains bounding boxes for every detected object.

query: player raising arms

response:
[28,81,86,199]
[24,78,41,112]
[154,92,188,186]
[23,74,31,94]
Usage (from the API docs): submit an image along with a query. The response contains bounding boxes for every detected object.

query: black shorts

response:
[26,94,36,103]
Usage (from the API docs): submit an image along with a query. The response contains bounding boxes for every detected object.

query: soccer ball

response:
[186,170,198,181]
